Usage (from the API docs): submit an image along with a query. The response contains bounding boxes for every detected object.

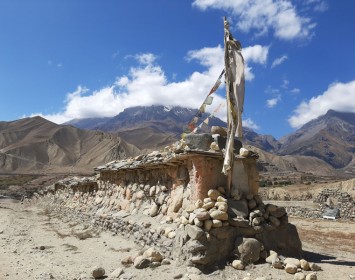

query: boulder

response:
[143,247,163,262]
[239,148,250,157]
[211,126,227,136]
[185,225,204,240]
[236,238,261,264]
[134,256,151,269]
[270,207,286,218]
[284,258,301,268]
[149,203,159,217]
[195,210,210,221]
[204,220,213,231]
[210,210,228,221]
[256,223,302,258]
[305,272,317,280]
[265,252,278,264]
[170,186,184,213]
[208,189,221,200]
[184,133,213,151]
[294,272,306,280]
[269,216,280,227]
[285,263,298,274]
[309,263,321,271]
[300,259,310,271]
[212,219,223,228]
[272,260,284,269]
[228,199,249,219]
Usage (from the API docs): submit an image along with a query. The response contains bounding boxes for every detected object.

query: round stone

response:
[92,266,105,279]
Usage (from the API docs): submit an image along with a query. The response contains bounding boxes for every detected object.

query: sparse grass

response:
[109,247,131,253]
[0,174,39,188]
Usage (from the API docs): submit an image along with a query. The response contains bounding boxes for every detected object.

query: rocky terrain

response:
[0,133,354,280]
[278,110,355,169]
[0,180,354,280]
[0,116,140,174]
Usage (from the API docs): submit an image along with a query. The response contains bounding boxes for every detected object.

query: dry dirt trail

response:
[0,198,354,280]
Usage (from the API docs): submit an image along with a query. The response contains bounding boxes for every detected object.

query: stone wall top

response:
[95,150,258,173]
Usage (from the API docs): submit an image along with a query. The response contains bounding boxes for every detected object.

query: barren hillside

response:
[0,116,140,174]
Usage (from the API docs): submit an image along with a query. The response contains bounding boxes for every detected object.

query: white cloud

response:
[288,80,355,128]
[33,45,267,125]
[266,95,281,108]
[242,45,269,64]
[243,118,260,130]
[290,88,300,94]
[281,79,289,89]
[271,55,288,68]
[192,0,316,40]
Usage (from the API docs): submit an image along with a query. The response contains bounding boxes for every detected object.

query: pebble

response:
[284,257,301,268]
[294,272,306,280]
[173,273,183,279]
[309,263,321,271]
[300,259,310,271]
[91,266,105,279]
[305,272,317,280]
[285,263,298,274]
[109,267,123,278]
[133,256,151,269]
[231,260,245,270]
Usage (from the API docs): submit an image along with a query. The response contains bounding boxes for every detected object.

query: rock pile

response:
[282,187,355,220]
[263,251,320,279]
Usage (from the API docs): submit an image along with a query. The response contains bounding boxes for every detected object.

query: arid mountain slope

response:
[65,106,355,177]
[66,105,226,149]
[279,110,355,169]
[245,145,340,177]
[0,116,140,173]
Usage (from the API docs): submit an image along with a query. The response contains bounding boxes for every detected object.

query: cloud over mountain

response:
[32,45,268,128]
[288,80,355,128]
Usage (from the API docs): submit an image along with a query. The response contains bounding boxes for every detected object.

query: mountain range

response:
[0,106,354,177]
[0,117,140,174]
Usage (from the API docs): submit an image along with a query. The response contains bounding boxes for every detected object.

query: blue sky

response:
[1,0,355,139]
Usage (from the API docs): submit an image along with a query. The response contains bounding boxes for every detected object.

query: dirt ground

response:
[0,199,354,280]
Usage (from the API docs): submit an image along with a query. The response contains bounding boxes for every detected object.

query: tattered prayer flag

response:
[222,18,245,176]
[208,69,225,96]
[204,96,213,105]
[199,104,206,113]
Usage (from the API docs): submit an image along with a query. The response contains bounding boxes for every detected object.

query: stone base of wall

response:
[39,174,302,268]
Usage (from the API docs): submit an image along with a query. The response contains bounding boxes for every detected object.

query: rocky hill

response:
[278,110,355,169]
[65,106,355,177]
[0,116,140,173]
[66,105,226,149]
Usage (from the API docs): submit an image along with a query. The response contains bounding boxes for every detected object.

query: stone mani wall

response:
[41,152,303,269]
[99,154,259,205]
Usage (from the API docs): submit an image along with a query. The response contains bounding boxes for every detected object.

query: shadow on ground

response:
[303,250,355,266]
